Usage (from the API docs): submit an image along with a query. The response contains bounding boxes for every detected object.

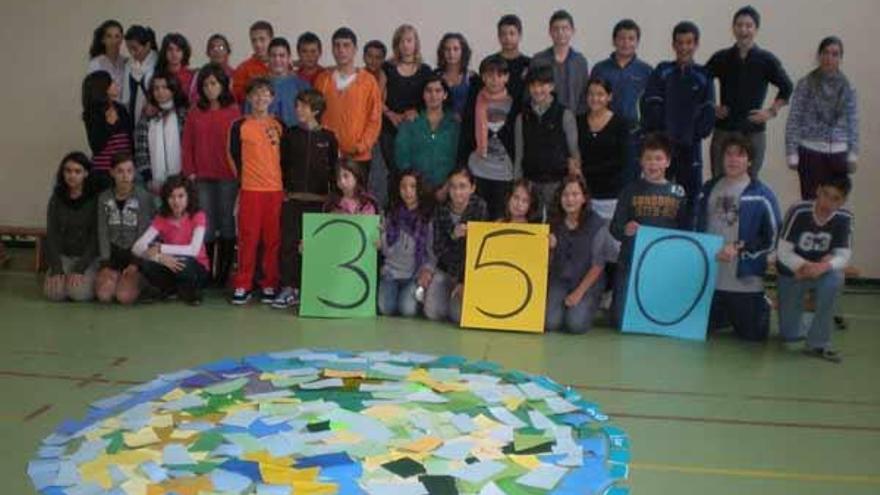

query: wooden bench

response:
[0,226,47,271]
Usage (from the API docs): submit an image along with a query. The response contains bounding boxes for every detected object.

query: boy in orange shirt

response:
[313,28,382,171]
[228,77,284,304]
[231,21,273,103]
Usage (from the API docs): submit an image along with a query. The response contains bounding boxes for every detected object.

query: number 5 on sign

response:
[300,213,379,318]
[461,222,549,332]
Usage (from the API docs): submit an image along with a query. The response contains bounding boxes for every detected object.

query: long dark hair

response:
[53,152,95,199]
[327,161,375,211]
[390,169,434,220]
[436,32,472,75]
[89,20,124,58]
[552,175,591,225]
[81,70,113,123]
[195,63,235,110]
[503,178,538,222]
[156,33,192,73]
[159,175,199,217]
[146,71,189,109]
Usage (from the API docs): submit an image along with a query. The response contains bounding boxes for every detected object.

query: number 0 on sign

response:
[461,222,549,332]
[300,213,380,318]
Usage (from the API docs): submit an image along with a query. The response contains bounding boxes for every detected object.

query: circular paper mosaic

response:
[28,349,630,494]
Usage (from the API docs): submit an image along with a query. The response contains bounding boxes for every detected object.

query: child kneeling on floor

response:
[776,175,854,362]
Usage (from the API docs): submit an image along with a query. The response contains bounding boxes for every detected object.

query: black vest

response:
[521,100,569,182]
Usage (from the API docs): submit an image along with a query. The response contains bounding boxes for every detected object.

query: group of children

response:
[44,7,857,363]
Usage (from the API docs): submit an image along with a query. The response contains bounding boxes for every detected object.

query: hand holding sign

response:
[461,222,550,333]
[300,213,380,318]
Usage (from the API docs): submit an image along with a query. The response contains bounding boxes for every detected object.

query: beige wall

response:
[1,0,877,275]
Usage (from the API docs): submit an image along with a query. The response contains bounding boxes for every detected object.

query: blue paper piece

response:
[622,226,723,341]
[249,419,293,437]
[294,452,355,469]
[37,446,65,459]
[138,461,168,483]
[554,454,614,494]
[211,468,254,492]
[199,359,244,373]
[218,459,263,482]
[256,484,292,495]
[319,462,365,495]
[163,443,195,465]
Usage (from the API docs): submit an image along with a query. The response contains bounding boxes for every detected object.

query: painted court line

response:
[22,404,52,422]
[571,383,880,407]
[0,370,140,386]
[631,462,880,485]
[606,411,880,433]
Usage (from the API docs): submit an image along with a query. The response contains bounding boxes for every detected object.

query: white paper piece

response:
[220,410,261,428]
[451,460,506,484]
[362,480,429,495]
[479,482,507,495]
[407,390,449,403]
[433,440,475,460]
[488,407,527,428]
[545,397,579,414]
[371,363,413,377]
[397,352,437,364]
[450,414,477,433]
[162,444,195,465]
[515,464,568,490]
[528,410,555,430]
[327,409,393,442]
[299,378,345,390]
[518,382,558,400]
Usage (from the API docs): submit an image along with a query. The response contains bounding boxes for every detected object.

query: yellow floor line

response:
[631,462,880,484]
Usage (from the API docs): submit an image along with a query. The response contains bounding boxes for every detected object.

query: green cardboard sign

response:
[300,213,380,318]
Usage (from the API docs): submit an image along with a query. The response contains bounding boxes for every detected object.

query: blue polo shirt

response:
[591,53,653,127]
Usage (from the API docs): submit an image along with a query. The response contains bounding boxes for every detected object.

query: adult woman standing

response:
[785,36,858,199]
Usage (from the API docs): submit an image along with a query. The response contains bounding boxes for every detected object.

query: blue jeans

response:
[196,180,238,242]
[777,271,844,350]
[378,276,419,317]
[545,277,604,334]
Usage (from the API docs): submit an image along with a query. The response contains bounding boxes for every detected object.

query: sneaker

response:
[271,287,300,309]
[260,287,277,304]
[834,315,848,331]
[230,288,251,305]
[803,347,842,363]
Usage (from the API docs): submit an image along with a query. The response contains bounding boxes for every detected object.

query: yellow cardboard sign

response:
[461,222,549,333]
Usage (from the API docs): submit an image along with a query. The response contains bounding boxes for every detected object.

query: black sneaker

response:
[230,288,251,305]
[803,347,842,363]
[259,287,277,304]
[834,315,848,330]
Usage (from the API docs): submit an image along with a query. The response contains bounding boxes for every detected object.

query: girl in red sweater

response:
[181,63,241,286]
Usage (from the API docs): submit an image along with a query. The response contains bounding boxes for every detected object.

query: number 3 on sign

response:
[300,213,379,318]
[461,222,549,332]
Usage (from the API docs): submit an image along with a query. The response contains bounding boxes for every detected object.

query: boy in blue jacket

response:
[642,21,715,213]
[695,133,781,341]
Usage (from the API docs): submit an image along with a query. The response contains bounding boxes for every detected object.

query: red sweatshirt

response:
[182,104,242,180]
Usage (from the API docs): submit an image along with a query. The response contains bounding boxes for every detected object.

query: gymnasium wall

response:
[1,0,877,275]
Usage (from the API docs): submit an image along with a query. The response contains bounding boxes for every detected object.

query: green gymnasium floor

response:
[1,249,879,494]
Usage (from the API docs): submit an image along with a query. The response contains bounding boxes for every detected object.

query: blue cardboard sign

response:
[621,226,723,341]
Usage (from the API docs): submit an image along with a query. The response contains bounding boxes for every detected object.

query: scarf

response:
[147,101,181,186]
[386,204,429,270]
[475,88,510,157]
[806,69,851,126]
[127,50,157,120]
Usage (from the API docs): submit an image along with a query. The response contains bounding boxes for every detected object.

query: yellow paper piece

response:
[124,428,160,448]
[161,388,186,402]
[324,369,366,379]
[169,429,198,440]
[260,464,319,484]
[401,436,443,453]
[149,414,174,428]
[325,430,364,445]
[461,222,549,332]
[80,450,159,488]
[502,396,526,411]
[291,480,339,495]
[473,414,502,431]
[146,475,212,495]
[510,454,542,469]
[119,478,149,495]
[362,404,407,421]
[243,451,294,467]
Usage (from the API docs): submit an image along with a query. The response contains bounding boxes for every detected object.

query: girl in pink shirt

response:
[325,160,379,214]
[132,175,209,304]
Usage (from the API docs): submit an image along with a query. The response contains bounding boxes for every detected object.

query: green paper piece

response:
[167,461,219,475]
[457,461,527,493]
[270,375,320,388]
[419,474,458,495]
[102,431,124,455]
[186,391,246,416]
[514,431,553,452]
[382,457,427,479]
[496,476,549,495]
[188,431,225,452]
[307,420,331,432]
[204,377,249,395]
[300,213,380,318]
[293,390,372,412]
